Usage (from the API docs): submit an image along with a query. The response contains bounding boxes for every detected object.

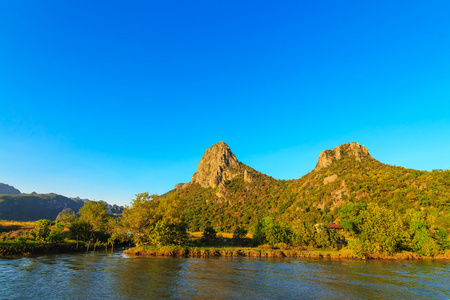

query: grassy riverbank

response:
[124,245,355,258]
[125,245,450,260]
[0,241,87,256]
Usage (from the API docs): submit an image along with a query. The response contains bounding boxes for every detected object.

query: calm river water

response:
[0,252,449,299]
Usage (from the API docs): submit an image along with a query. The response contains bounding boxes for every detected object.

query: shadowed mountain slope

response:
[0,183,21,195]
[0,193,123,221]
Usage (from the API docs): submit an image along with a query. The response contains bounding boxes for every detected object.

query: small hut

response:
[327,224,344,230]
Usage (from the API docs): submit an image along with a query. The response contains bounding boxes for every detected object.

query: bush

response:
[350,204,405,255]
[292,222,316,247]
[233,226,247,241]
[252,218,291,246]
[16,232,29,244]
[33,220,52,242]
[202,226,217,242]
[69,219,93,242]
[149,220,173,246]
[47,222,65,244]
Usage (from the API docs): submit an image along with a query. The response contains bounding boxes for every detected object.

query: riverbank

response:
[0,241,129,256]
[0,241,87,256]
[124,245,450,260]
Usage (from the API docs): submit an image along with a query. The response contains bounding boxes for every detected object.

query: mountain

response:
[0,192,123,221]
[0,183,21,195]
[0,193,87,221]
[69,197,124,216]
[162,141,450,232]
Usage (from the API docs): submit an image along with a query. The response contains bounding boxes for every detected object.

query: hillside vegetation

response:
[144,142,450,256]
[3,142,449,258]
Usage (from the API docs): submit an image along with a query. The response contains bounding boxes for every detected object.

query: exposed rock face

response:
[244,169,253,183]
[0,183,21,195]
[323,174,338,185]
[330,180,351,207]
[191,141,241,188]
[314,142,371,171]
[56,207,76,221]
[174,183,187,190]
[174,183,184,190]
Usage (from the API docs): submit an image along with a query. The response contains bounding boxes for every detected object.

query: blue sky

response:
[1,1,450,206]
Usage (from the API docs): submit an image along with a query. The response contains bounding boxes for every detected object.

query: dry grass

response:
[429,249,450,260]
[189,232,253,239]
[125,244,450,260]
[124,245,361,259]
[0,220,36,231]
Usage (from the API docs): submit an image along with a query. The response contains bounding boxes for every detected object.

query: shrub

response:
[202,226,217,242]
[47,222,65,244]
[233,226,247,241]
[149,220,173,246]
[33,220,52,242]
[69,219,93,242]
[252,218,292,246]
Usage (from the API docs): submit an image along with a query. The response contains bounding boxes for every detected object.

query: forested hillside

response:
[3,142,449,257]
[150,142,450,255]
[163,142,449,230]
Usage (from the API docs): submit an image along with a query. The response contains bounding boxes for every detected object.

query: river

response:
[0,252,449,299]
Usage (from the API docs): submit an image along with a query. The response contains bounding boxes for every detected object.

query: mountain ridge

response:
[0,189,123,221]
[0,183,21,195]
[161,141,450,233]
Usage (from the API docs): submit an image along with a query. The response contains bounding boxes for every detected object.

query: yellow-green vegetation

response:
[0,241,83,256]
[117,144,450,259]
[124,245,360,259]
[3,144,450,259]
[0,201,118,255]
[124,244,450,260]
[0,220,87,255]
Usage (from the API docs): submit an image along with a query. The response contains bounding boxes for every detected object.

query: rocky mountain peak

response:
[314,142,371,171]
[191,141,241,188]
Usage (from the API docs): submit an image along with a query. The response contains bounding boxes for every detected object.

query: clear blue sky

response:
[1,1,449,206]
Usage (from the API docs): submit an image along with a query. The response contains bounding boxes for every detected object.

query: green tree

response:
[69,219,93,242]
[17,232,29,244]
[338,203,367,234]
[314,225,341,249]
[120,193,161,246]
[403,210,445,256]
[202,226,217,242]
[351,204,407,255]
[292,221,316,247]
[47,221,65,243]
[252,218,291,246]
[149,220,173,246]
[78,201,109,232]
[33,219,52,242]
[233,226,247,241]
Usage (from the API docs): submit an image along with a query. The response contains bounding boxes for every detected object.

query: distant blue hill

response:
[0,183,21,195]
[0,183,123,221]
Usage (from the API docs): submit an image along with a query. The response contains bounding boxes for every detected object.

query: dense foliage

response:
[2,145,449,257]
[129,146,450,256]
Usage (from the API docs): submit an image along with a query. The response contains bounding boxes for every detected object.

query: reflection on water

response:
[0,252,449,299]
